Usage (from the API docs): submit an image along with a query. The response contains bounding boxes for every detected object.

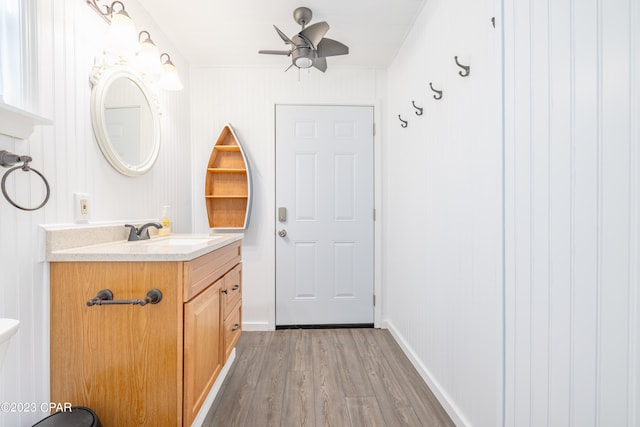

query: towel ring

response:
[0,151,50,211]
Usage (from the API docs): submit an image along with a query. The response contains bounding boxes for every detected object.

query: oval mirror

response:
[90,66,160,176]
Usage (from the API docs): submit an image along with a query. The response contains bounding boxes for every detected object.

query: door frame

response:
[269,100,383,329]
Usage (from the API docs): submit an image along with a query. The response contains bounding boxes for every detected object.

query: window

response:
[0,0,24,106]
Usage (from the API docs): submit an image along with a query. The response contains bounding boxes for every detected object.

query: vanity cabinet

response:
[50,239,242,427]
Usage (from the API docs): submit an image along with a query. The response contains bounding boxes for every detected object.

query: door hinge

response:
[373,208,376,221]
[373,123,376,137]
[373,294,376,306]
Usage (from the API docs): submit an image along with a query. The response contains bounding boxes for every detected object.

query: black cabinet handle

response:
[86,289,163,307]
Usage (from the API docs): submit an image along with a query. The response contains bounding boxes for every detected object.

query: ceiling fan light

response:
[294,56,313,68]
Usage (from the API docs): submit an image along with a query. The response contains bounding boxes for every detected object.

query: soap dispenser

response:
[158,205,171,236]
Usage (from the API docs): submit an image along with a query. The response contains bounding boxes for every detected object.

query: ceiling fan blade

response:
[317,38,349,58]
[274,25,295,45]
[258,50,291,56]
[312,57,327,72]
[299,21,329,48]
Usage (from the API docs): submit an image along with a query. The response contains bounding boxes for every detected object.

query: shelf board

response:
[213,146,241,152]
[207,168,247,173]
[205,195,248,199]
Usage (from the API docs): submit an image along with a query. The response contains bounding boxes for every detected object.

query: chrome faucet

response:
[125,223,163,241]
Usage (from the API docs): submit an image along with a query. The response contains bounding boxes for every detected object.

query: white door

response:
[275,105,374,326]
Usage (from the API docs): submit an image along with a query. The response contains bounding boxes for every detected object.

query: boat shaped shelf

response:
[205,124,252,229]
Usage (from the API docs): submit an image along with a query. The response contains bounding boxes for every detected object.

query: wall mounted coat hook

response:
[429,82,443,100]
[412,101,423,116]
[398,115,408,128]
[454,56,471,77]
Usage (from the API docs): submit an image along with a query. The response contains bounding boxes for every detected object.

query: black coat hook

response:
[429,82,443,100]
[412,101,423,116]
[398,115,408,128]
[454,56,471,77]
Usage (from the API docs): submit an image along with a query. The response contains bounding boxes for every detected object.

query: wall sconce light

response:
[86,0,183,91]
[159,54,184,91]
[87,1,138,56]
[86,0,123,23]
[106,3,138,56]
[136,31,162,75]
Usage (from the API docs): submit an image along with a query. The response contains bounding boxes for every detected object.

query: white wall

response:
[189,66,384,330]
[503,0,640,425]
[0,1,191,425]
[382,0,503,425]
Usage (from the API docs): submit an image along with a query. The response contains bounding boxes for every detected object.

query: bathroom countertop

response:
[47,233,243,262]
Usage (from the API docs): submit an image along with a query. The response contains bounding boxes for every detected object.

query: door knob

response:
[278,229,287,237]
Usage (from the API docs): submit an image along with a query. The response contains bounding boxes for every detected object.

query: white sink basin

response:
[140,235,225,246]
[0,318,19,370]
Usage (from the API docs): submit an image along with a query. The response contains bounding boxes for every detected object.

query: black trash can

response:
[32,406,102,427]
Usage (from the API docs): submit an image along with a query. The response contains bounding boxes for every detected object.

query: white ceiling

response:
[136,0,427,69]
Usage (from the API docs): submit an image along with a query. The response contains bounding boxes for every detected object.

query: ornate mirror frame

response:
[89,59,161,176]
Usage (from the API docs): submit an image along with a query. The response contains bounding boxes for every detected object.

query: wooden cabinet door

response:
[183,278,223,426]
[50,262,182,427]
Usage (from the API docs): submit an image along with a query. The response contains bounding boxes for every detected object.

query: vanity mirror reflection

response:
[89,65,161,176]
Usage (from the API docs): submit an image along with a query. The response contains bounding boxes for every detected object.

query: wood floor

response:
[203,328,455,427]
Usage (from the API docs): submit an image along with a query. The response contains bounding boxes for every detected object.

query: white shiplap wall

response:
[0,1,191,426]
[382,0,503,425]
[504,0,640,426]
[189,66,383,330]
[1,1,636,427]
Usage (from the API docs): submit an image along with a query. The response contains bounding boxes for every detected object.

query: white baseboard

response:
[190,348,236,427]
[242,321,271,331]
[382,320,469,427]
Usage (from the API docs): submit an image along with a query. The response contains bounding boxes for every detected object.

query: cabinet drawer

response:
[183,240,241,301]
[223,302,242,361]
[222,264,242,318]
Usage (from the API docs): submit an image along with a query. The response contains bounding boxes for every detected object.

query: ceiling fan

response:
[258,7,349,73]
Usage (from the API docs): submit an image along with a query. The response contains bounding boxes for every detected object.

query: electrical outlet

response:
[74,193,91,223]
